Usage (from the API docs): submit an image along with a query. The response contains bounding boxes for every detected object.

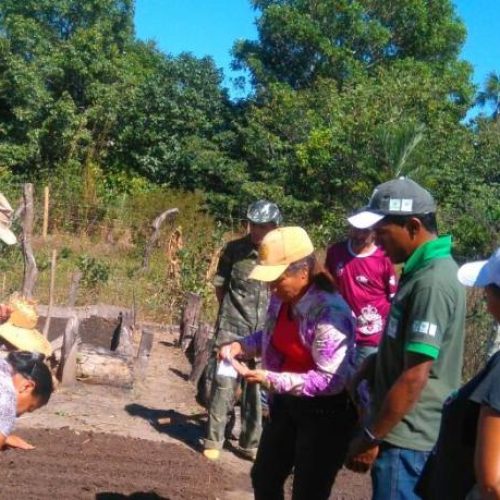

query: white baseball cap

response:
[457,248,500,288]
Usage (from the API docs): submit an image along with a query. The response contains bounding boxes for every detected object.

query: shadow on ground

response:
[168,367,189,381]
[96,493,166,500]
[125,403,206,451]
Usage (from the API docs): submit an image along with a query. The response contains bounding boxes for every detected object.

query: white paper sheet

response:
[217,359,238,378]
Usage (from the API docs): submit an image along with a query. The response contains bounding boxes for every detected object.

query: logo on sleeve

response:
[412,320,438,337]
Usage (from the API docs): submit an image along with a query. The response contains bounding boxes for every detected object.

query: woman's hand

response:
[0,303,12,323]
[4,434,35,450]
[219,342,243,361]
[243,369,269,388]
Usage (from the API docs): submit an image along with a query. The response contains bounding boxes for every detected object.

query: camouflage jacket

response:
[213,234,270,344]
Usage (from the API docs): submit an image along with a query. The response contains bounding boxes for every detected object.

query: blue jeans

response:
[371,443,430,500]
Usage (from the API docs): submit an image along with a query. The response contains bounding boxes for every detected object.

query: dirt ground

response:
[7,325,371,499]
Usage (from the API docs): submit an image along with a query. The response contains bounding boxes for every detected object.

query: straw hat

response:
[0,322,52,357]
[9,294,38,329]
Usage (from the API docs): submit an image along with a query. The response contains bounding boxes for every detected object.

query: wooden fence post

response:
[58,315,80,386]
[135,328,154,382]
[21,183,38,299]
[42,249,57,338]
[188,322,212,385]
[179,292,202,351]
[42,186,49,240]
[142,208,179,270]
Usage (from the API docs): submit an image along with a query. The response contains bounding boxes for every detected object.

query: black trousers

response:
[251,392,356,500]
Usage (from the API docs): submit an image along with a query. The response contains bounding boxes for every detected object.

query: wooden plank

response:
[135,329,154,381]
[37,304,132,320]
[114,310,134,357]
[42,185,49,239]
[42,249,57,338]
[58,316,80,386]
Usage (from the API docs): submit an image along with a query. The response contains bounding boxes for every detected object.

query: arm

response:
[220,330,264,360]
[370,352,433,438]
[346,352,433,471]
[474,405,500,499]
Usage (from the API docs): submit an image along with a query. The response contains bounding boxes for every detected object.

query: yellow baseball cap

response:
[249,226,314,282]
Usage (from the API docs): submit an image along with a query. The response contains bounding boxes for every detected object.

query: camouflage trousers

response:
[204,353,262,451]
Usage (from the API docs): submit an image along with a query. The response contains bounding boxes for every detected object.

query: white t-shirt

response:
[0,359,16,437]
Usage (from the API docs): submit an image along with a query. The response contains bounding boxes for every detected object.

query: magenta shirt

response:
[326,240,397,347]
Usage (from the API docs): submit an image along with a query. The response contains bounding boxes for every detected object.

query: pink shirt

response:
[326,240,397,347]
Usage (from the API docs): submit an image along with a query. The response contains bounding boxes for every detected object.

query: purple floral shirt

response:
[241,284,355,397]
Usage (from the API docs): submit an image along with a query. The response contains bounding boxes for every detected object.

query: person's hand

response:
[345,434,379,473]
[243,369,269,386]
[4,434,35,450]
[0,304,12,324]
[219,342,242,361]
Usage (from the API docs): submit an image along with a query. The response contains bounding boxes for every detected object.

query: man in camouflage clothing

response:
[203,200,282,461]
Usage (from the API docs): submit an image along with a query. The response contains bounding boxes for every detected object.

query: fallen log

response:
[76,343,133,388]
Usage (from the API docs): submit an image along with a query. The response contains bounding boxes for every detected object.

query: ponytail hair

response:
[7,351,54,403]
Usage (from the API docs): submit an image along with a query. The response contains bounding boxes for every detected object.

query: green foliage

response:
[77,255,110,288]
[235,0,467,90]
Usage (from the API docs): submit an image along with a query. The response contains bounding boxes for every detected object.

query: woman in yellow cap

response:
[220,226,356,500]
[0,350,54,450]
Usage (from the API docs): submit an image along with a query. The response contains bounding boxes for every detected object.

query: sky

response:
[135,0,499,105]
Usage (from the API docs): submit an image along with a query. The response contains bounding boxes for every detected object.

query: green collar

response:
[402,235,452,276]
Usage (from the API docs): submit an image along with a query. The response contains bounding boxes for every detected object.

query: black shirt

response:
[419,352,500,499]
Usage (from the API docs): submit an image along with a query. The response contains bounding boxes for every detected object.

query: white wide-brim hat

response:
[458,248,500,288]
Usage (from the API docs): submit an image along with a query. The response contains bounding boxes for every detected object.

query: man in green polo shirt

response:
[345,178,466,500]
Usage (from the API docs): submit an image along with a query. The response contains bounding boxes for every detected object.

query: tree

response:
[476,72,500,121]
[234,0,468,93]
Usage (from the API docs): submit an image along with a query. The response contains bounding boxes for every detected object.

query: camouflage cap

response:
[247,200,282,225]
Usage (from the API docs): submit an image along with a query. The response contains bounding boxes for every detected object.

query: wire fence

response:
[0,182,496,382]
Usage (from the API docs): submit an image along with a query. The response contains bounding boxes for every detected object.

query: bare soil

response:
[10,324,370,499]
[0,427,248,499]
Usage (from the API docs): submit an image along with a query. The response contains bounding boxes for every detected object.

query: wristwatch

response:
[363,426,383,446]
